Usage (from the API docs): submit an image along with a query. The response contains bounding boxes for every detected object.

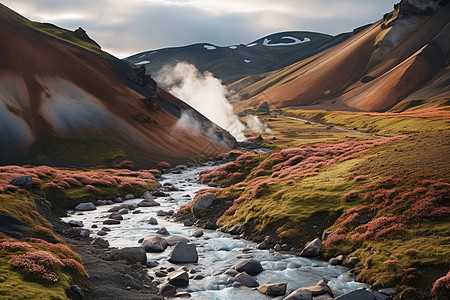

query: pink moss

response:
[8,251,63,282]
[0,239,32,251]
[431,270,450,297]
[343,190,359,201]
[156,161,171,170]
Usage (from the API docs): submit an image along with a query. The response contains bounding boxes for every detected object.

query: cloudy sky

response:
[3,0,397,58]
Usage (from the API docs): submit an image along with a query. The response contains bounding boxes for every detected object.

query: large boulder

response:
[234,272,259,287]
[68,220,84,227]
[166,235,190,246]
[75,202,96,211]
[232,259,264,275]
[108,247,146,265]
[284,289,313,300]
[258,282,287,296]
[156,227,170,235]
[159,283,177,297]
[168,270,189,287]
[147,217,158,225]
[334,290,375,300]
[11,176,33,190]
[192,192,215,217]
[168,241,198,263]
[142,234,168,250]
[300,238,322,257]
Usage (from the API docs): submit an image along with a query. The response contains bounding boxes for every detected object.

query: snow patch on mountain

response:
[246,43,257,47]
[204,45,216,50]
[263,36,311,47]
[135,60,150,65]
[244,59,251,63]
[229,45,237,49]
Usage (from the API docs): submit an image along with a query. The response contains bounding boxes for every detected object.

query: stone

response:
[334,290,375,300]
[256,101,270,113]
[152,191,168,197]
[103,219,121,225]
[168,241,198,263]
[192,230,204,237]
[155,270,168,277]
[96,200,108,206]
[256,242,268,250]
[157,227,170,235]
[184,220,194,226]
[138,199,161,207]
[142,234,168,250]
[312,293,333,300]
[232,259,263,275]
[91,224,98,228]
[175,165,187,170]
[345,256,360,268]
[68,285,84,300]
[193,274,205,280]
[91,237,109,248]
[284,289,313,300]
[157,210,167,216]
[117,208,128,215]
[192,192,215,217]
[168,270,189,287]
[371,290,389,300]
[228,225,243,235]
[234,272,259,287]
[300,280,333,297]
[146,260,159,268]
[68,220,84,227]
[145,244,165,253]
[74,202,96,211]
[300,238,322,257]
[167,210,174,216]
[207,182,219,187]
[124,194,135,200]
[378,288,394,296]
[115,197,123,203]
[258,282,287,296]
[11,176,33,190]
[174,292,191,298]
[224,269,239,277]
[232,281,242,287]
[74,228,90,238]
[97,230,107,236]
[109,212,123,220]
[166,235,190,246]
[147,217,158,225]
[108,247,146,265]
[159,283,177,297]
[329,254,345,265]
[274,244,282,251]
[101,227,111,232]
[107,204,128,212]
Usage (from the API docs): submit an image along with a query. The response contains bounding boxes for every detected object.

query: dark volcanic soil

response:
[53,222,162,300]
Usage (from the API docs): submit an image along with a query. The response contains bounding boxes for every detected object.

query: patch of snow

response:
[244,59,251,63]
[229,45,237,49]
[263,36,311,47]
[135,60,150,65]
[138,54,146,58]
[204,45,216,50]
[148,51,157,55]
[246,43,257,47]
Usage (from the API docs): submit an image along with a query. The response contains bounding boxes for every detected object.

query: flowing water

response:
[63,164,367,299]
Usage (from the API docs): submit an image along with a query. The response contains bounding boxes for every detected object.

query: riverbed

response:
[63,163,367,299]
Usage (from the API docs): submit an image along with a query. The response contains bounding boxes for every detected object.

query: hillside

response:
[125,31,353,85]
[0,4,235,167]
[232,1,450,113]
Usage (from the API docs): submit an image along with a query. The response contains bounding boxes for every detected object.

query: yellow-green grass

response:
[285,109,450,135]
[242,114,375,149]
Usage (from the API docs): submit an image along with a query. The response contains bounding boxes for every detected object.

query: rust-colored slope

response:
[0,4,233,166]
[239,2,449,112]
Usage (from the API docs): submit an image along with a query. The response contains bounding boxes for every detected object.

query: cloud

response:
[2,0,397,57]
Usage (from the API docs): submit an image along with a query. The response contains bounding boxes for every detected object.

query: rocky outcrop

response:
[168,241,198,263]
[10,176,33,190]
[192,192,215,217]
[299,238,322,257]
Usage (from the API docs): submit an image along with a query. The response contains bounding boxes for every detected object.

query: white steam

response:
[156,62,247,142]
[246,115,272,134]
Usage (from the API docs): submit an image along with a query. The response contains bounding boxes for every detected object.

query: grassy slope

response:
[186,110,449,299]
[0,166,160,299]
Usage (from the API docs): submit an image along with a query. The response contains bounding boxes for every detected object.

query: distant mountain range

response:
[0,4,234,166]
[125,30,358,84]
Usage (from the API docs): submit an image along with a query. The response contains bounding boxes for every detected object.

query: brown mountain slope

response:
[234,1,450,113]
[0,4,234,166]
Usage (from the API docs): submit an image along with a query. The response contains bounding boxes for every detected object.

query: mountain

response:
[231,0,450,112]
[125,31,354,84]
[0,4,235,167]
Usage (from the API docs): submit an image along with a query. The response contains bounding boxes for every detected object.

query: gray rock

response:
[108,247,146,265]
[256,101,270,113]
[146,260,159,268]
[168,241,198,263]
[155,270,168,277]
[11,176,33,190]
[101,227,111,232]
[68,220,84,227]
[322,230,333,242]
[174,292,191,298]
[193,274,205,280]
[117,208,128,215]
[74,202,96,211]
[310,293,333,299]
[132,210,141,214]
[157,210,167,216]
[91,237,109,248]
[300,238,322,257]
[207,182,219,187]
[124,194,135,200]
[145,244,165,253]
[334,290,375,300]
[166,235,190,246]
[75,228,90,238]
[96,200,108,206]
[168,270,189,287]
[274,244,282,251]
[103,219,121,225]
[184,220,194,226]
[234,272,259,287]
[256,242,269,250]
[115,197,123,203]
[232,281,243,287]
[378,288,394,296]
[192,230,204,237]
[97,230,107,236]
[371,290,389,300]
[147,217,158,225]
[284,289,313,300]
[142,234,168,250]
[109,212,123,220]
[329,254,345,265]
[228,225,243,235]
[300,280,333,297]
[345,256,360,268]
[224,269,239,277]
[258,282,287,296]
[232,259,263,275]
[192,192,215,217]
[107,204,128,212]
[138,199,161,207]
[159,283,177,297]
[157,227,170,235]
